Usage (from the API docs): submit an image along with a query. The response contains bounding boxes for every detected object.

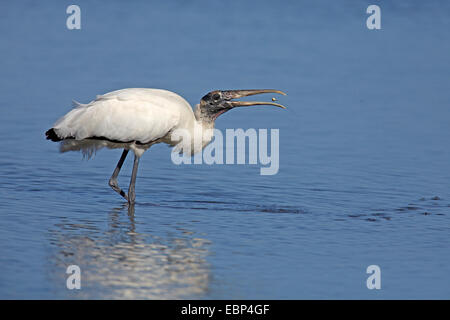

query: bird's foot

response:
[109,178,129,201]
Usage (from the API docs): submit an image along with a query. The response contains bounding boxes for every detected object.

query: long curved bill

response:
[229,101,286,109]
[224,89,287,109]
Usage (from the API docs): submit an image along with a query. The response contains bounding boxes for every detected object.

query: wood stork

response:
[45,88,286,204]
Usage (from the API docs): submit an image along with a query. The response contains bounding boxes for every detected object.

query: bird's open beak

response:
[224,89,287,109]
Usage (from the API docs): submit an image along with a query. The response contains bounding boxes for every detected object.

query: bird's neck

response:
[193,103,216,128]
[174,104,215,155]
[194,115,215,146]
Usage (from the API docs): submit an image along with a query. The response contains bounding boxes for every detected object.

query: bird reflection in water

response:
[48,204,211,299]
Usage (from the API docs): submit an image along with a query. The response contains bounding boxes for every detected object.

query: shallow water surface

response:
[0,1,449,299]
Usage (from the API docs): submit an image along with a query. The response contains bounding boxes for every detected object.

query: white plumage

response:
[52,88,201,156]
[46,87,286,204]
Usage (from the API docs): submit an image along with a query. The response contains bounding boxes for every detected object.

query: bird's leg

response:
[108,149,129,201]
[128,154,140,205]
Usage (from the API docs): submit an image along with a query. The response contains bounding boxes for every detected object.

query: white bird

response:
[46,88,286,204]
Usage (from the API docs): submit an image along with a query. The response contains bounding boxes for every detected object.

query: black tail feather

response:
[45,128,62,142]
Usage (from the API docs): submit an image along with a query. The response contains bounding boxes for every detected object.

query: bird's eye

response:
[212,93,221,101]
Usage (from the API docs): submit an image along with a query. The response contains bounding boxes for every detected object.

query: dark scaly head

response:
[195,89,287,123]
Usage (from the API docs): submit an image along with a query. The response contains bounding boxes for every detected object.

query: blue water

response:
[0,0,449,299]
